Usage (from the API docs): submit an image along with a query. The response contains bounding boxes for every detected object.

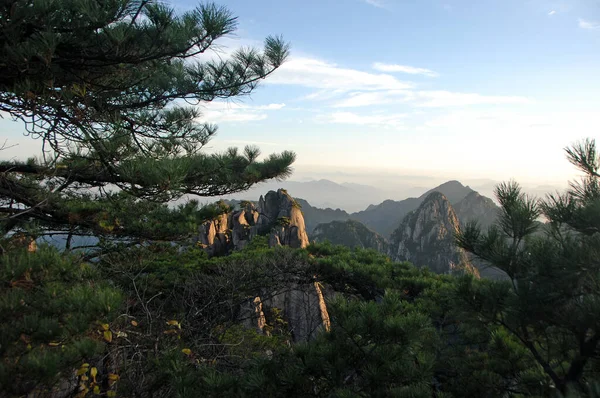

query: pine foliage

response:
[456,139,600,395]
[0,0,293,241]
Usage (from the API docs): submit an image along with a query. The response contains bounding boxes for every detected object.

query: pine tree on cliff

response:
[0,0,294,244]
[456,138,600,395]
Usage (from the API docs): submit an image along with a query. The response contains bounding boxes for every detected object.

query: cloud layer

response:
[372,62,439,77]
[579,18,600,30]
[199,102,286,123]
[268,55,530,115]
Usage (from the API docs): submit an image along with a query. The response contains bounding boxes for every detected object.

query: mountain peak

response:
[453,190,499,230]
[422,190,449,203]
[420,180,474,204]
[390,191,468,274]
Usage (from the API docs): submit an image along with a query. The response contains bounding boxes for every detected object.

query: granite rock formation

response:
[351,180,474,238]
[198,189,309,256]
[390,191,469,274]
[453,190,499,230]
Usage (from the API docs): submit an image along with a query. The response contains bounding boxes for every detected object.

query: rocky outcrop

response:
[390,192,469,274]
[197,189,309,256]
[312,220,389,254]
[453,191,499,230]
[239,282,331,343]
[259,190,309,249]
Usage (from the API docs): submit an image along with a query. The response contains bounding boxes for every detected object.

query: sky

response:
[2,0,600,187]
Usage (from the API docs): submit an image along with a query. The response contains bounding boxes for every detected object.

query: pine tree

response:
[456,139,600,395]
[0,0,293,242]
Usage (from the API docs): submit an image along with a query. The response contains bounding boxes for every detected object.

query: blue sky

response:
[3,0,600,185]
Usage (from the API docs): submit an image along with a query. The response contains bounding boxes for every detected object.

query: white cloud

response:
[267,55,530,109]
[416,91,532,107]
[548,10,556,16]
[332,90,413,108]
[301,89,349,101]
[372,62,439,77]
[324,111,407,127]
[579,18,600,30]
[364,0,386,8]
[331,90,530,108]
[257,103,286,110]
[267,56,414,91]
[201,111,267,123]
[198,101,285,123]
[204,101,286,111]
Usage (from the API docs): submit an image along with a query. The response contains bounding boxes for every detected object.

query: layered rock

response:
[312,219,389,254]
[197,189,309,256]
[390,191,469,274]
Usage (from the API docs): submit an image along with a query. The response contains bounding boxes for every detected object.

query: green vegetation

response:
[313,219,389,253]
[3,197,600,396]
[0,1,599,397]
[456,139,600,395]
[0,0,293,247]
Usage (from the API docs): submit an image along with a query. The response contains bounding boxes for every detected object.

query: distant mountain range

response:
[312,220,389,253]
[212,178,447,213]
[307,182,505,279]
[210,177,565,215]
[290,180,494,239]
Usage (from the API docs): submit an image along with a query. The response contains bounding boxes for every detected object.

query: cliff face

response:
[453,191,499,230]
[200,190,327,342]
[241,282,331,343]
[312,220,389,254]
[259,189,309,249]
[198,189,309,256]
[390,192,469,274]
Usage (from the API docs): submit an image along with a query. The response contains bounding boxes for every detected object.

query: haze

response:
[2,0,598,210]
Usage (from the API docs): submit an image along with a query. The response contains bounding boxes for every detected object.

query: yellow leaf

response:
[163,329,178,335]
[80,375,89,381]
[101,323,109,331]
[76,367,88,376]
[90,367,98,383]
[182,348,192,355]
[93,385,100,394]
[108,373,120,382]
[116,331,128,338]
[107,391,116,397]
[166,320,180,328]
[131,320,138,327]
[48,341,60,346]
[103,330,113,343]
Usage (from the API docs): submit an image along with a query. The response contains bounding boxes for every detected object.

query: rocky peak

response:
[453,191,499,230]
[197,189,309,256]
[390,191,469,274]
[257,189,309,249]
[420,180,474,204]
